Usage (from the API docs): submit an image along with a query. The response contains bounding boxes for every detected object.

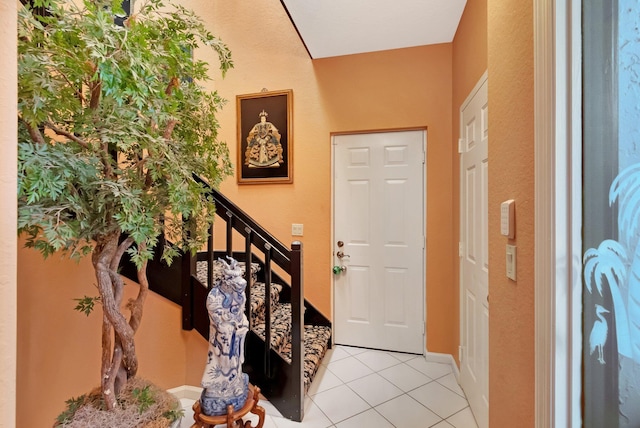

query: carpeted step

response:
[252,310,331,394]
[280,325,332,395]
[250,282,283,323]
[196,260,283,323]
[195,259,260,287]
[251,303,293,355]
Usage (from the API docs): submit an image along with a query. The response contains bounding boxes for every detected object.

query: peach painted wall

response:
[487,0,536,426]
[451,0,488,366]
[191,0,333,318]
[1,2,18,426]
[312,45,454,354]
[189,0,456,356]
[16,244,201,426]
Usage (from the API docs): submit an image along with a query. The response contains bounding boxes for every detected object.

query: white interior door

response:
[459,74,489,428]
[333,130,425,354]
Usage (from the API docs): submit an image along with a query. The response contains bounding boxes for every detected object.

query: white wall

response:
[0,2,18,426]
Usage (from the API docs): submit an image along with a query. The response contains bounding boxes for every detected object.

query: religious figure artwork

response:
[237,89,293,184]
[244,110,284,168]
[199,257,250,416]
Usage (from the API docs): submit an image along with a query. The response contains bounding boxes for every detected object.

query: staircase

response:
[195,259,331,397]
[121,177,331,422]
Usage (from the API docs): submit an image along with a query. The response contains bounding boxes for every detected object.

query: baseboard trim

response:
[424,351,460,380]
[167,385,203,401]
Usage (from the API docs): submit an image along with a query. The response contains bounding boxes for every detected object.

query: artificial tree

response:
[17,0,233,414]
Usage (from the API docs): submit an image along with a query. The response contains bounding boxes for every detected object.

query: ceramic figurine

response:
[199,257,250,416]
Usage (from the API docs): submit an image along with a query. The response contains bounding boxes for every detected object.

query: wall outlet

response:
[292,223,304,236]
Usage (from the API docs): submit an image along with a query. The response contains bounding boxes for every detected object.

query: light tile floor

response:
[179,345,479,428]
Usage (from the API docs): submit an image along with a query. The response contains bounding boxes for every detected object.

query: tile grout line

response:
[180,345,475,428]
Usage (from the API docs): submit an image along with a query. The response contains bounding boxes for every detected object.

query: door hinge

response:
[459,345,464,363]
[458,138,465,154]
[458,242,464,257]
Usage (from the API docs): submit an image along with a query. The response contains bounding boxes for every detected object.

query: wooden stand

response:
[191,383,265,428]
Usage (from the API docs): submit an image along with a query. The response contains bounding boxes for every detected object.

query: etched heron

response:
[589,304,610,364]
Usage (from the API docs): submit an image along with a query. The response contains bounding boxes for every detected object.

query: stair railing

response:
[182,175,305,421]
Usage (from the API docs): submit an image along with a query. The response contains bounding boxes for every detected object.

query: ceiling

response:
[280,0,467,59]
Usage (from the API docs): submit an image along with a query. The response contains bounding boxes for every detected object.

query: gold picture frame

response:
[236,89,293,184]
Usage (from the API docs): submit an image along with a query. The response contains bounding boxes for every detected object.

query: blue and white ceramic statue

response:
[199,257,250,416]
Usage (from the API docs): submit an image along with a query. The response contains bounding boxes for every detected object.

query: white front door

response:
[459,74,489,428]
[333,130,425,354]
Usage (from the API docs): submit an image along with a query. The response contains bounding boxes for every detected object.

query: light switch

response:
[292,223,304,236]
[506,244,517,281]
[501,200,515,239]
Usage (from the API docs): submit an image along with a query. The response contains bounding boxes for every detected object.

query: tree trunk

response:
[92,232,149,410]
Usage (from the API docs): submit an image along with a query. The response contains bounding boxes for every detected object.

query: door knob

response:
[336,251,350,259]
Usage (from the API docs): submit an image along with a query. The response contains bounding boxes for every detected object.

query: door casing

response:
[331,128,427,354]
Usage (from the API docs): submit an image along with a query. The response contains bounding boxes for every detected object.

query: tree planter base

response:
[54,378,182,427]
[191,384,265,428]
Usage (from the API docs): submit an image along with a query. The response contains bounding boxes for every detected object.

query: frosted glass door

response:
[582,2,640,426]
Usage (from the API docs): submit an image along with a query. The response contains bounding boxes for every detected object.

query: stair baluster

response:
[244,228,253,331]
[264,244,272,378]
[181,235,196,331]
[207,223,214,289]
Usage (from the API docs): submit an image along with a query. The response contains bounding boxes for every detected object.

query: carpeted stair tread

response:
[279,325,332,395]
[251,303,293,354]
[250,282,283,322]
[195,259,260,287]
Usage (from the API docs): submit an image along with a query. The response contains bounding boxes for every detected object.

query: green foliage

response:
[162,405,185,422]
[131,385,155,413]
[55,394,87,425]
[73,295,101,316]
[18,0,234,266]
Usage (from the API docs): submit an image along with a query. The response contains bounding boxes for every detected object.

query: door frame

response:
[534,0,582,426]
[458,70,489,427]
[330,127,427,354]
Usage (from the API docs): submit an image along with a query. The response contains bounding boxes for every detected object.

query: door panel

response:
[334,130,425,354]
[460,75,489,428]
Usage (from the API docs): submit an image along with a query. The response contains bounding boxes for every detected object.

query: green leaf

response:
[131,386,156,413]
[73,295,101,316]
[18,0,233,273]
[56,394,87,424]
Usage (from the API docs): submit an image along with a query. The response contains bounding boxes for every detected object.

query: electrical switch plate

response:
[291,223,304,236]
[501,199,515,239]
[506,244,517,281]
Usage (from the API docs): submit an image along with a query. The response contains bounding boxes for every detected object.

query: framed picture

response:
[237,89,293,184]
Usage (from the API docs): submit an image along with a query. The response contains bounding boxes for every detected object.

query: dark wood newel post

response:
[225,210,233,257]
[290,241,304,414]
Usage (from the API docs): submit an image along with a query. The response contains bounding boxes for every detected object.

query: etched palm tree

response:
[584,239,631,358]
[610,162,640,362]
